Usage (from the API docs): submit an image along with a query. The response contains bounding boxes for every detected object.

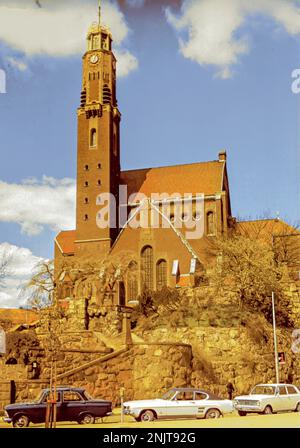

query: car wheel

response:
[295,403,300,412]
[139,410,156,422]
[12,415,30,428]
[78,413,95,425]
[263,405,273,415]
[205,408,221,419]
[238,411,247,417]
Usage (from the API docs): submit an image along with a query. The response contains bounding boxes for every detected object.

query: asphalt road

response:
[0,410,299,428]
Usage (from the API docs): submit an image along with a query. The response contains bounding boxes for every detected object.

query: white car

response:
[234,383,300,416]
[123,388,233,422]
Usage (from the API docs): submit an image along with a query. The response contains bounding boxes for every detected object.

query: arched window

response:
[90,128,97,147]
[156,259,167,290]
[207,211,215,235]
[141,246,153,291]
[127,261,138,303]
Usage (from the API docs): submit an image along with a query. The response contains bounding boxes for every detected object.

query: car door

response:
[62,391,85,422]
[193,391,211,417]
[276,386,290,411]
[165,391,198,418]
[28,391,48,423]
[286,385,300,411]
[31,390,62,423]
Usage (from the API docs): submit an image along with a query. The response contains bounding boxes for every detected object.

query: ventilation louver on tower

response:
[102,84,112,105]
[80,88,87,107]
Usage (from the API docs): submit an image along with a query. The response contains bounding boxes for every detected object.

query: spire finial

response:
[98,0,101,28]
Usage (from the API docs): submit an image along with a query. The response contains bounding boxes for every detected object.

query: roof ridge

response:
[238,218,279,223]
[121,160,221,174]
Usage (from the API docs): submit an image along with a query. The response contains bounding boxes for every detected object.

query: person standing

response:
[226,382,235,400]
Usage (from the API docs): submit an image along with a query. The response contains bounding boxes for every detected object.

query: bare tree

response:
[236,218,300,278]
[206,232,293,327]
[23,259,58,310]
[0,248,13,287]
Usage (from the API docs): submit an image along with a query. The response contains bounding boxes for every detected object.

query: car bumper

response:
[235,405,262,412]
[123,409,138,417]
[3,417,12,424]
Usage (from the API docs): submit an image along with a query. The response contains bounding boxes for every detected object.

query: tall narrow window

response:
[207,211,215,235]
[84,198,89,204]
[119,281,126,307]
[90,128,97,147]
[141,246,153,291]
[156,259,167,290]
[127,261,138,303]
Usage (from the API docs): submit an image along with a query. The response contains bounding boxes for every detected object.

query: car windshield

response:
[250,386,276,395]
[34,391,44,403]
[161,390,177,401]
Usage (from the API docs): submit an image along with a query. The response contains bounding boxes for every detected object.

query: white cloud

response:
[0,242,43,308]
[115,49,138,77]
[6,56,28,72]
[0,176,76,236]
[0,0,138,77]
[166,0,300,78]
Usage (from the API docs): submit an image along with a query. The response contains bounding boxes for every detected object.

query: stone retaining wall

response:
[49,343,193,405]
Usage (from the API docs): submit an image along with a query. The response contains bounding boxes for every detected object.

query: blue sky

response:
[0,0,299,307]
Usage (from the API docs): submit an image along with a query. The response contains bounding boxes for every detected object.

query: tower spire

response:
[98,0,101,28]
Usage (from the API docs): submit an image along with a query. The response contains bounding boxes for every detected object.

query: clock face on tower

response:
[90,54,99,64]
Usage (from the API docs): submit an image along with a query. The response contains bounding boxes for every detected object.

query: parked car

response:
[123,387,233,422]
[234,383,300,416]
[3,386,112,427]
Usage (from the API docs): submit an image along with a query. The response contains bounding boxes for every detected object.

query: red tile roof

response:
[56,230,76,255]
[0,308,38,325]
[236,219,299,241]
[120,160,225,202]
[55,160,226,255]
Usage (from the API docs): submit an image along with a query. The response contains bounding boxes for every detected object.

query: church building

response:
[54,20,236,304]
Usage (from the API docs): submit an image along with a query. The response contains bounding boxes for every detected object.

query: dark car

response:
[3,386,112,427]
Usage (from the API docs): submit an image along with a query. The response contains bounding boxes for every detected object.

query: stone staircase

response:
[56,347,130,381]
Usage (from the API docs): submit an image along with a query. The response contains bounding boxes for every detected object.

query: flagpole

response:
[272,292,280,384]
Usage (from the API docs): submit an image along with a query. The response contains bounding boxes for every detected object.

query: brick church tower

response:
[75,20,121,257]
